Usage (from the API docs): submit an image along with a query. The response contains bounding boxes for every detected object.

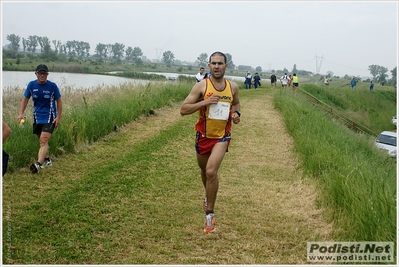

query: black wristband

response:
[235,110,241,117]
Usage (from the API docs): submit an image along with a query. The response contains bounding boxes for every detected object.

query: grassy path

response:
[3,89,332,264]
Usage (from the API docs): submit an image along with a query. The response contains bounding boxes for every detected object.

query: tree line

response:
[5,34,238,68]
[4,33,397,84]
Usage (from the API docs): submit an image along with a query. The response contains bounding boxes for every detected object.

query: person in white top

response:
[245,71,252,89]
[324,75,329,86]
[280,73,290,88]
[196,67,205,83]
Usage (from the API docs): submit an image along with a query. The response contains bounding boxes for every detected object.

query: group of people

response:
[270,72,299,91]
[352,78,375,91]
[245,71,299,91]
[325,75,379,91]
[195,67,211,83]
[244,71,261,89]
[197,67,300,92]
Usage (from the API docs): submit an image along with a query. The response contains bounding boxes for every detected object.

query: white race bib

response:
[209,102,230,120]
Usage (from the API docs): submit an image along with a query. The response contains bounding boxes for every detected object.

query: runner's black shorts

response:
[33,123,55,135]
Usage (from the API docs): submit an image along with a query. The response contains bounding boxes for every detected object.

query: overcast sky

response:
[1,1,398,78]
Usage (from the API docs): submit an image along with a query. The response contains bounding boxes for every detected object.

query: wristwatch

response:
[234,110,241,117]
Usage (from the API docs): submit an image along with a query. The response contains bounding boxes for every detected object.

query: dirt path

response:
[219,91,333,263]
[115,90,334,263]
[4,90,333,264]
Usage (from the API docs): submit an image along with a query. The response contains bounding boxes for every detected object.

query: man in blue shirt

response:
[253,72,261,89]
[350,77,357,89]
[18,64,63,173]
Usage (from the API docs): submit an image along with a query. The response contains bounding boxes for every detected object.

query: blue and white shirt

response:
[24,80,61,124]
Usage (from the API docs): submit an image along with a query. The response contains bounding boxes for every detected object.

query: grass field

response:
[2,80,397,264]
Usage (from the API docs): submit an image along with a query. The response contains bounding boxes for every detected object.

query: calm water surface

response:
[2,71,264,91]
[2,71,149,91]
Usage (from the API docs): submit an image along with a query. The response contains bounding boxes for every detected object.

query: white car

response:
[392,115,397,126]
[375,131,397,158]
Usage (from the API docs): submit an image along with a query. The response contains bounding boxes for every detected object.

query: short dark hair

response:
[209,51,227,64]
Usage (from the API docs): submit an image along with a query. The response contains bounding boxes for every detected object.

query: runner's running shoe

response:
[204,213,215,233]
[30,162,41,173]
[40,158,52,168]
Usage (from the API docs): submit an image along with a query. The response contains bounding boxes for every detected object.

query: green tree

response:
[225,53,234,69]
[256,66,262,72]
[52,40,62,54]
[196,53,208,67]
[132,47,143,60]
[368,64,379,79]
[125,47,133,60]
[65,41,76,56]
[162,50,175,66]
[38,36,52,53]
[6,34,20,51]
[111,43,125,59]
[369,64,388,83]
[95,43,108,58]
[28,35,39,53]
[390,66,397,85]
[22,38,28,52]
[377,66,388,83]
[40,42,57,60]
[134,57,143,66]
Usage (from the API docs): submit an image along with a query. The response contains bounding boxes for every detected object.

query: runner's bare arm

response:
[180,82,219,116]
[231,81,240,113]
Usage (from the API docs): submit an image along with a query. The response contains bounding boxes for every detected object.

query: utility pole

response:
[155,47,163,62]
[315,54,324,74]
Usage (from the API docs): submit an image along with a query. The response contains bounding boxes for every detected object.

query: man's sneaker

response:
[40,158,52,169]
[203,198,208,213]
[30,162,41,173]
[204,213,216,233]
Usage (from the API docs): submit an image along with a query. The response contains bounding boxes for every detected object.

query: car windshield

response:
[376,134,397,146]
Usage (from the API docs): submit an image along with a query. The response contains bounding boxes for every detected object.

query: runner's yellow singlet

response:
[195,78,233,138]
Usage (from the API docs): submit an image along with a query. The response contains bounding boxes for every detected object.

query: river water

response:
[2,71,149,91]
[2,71,260,91]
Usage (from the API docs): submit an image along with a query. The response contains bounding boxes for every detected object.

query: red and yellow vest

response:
[195,78,233,138]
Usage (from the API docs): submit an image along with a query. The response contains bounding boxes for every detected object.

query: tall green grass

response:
[273,89,396,242]
[2,81,192,171]
[301,83,396,133]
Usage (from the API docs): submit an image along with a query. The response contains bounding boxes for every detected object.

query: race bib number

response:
[209,102,230,120]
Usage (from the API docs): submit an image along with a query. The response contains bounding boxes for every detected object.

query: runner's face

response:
[208,55,227,79]
[35,71,48,84]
